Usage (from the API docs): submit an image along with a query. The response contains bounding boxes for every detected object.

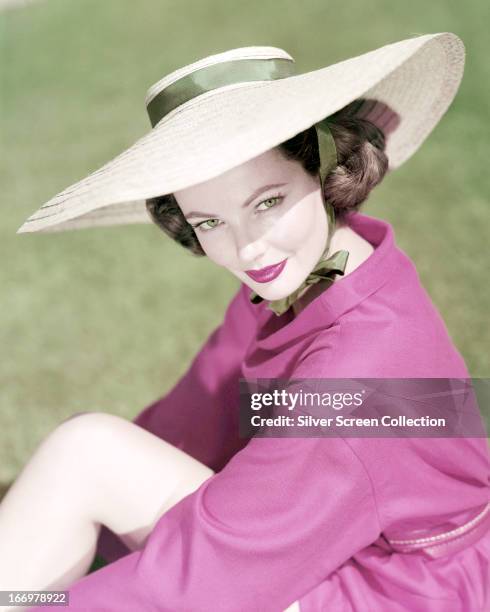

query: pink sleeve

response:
[95,282,259,563]
[35,436,380,611]
[29,341,381,611]
[132,282,259,473]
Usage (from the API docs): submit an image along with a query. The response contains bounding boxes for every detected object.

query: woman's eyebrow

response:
[184,183,287,220]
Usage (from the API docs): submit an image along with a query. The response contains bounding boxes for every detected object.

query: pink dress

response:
[30,212,490,611]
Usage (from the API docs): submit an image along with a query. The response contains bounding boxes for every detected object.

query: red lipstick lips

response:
[245,259,287,283]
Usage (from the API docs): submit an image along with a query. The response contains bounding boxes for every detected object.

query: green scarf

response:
[249,120,350,316]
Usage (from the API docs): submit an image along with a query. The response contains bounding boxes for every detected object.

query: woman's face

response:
[174,148,329,301]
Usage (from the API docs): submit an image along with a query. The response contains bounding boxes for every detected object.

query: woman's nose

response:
[232,226,267,265]
[239,239,267,264]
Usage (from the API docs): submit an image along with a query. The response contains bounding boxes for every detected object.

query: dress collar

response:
[249,212,412,349]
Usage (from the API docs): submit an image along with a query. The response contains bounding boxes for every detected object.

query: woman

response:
[3,33,489,611]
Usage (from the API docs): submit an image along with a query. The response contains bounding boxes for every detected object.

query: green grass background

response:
[1,0,489,490]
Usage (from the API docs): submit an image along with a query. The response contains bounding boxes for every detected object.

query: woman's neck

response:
[291,221,374,317]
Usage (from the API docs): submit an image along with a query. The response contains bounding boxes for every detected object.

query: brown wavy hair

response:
[146,98,389,256]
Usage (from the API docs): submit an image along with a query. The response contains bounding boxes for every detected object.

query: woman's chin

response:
[248,283,302,301]
[237,272,306,301]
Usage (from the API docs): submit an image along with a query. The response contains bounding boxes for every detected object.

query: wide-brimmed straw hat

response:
[16,31,465,235]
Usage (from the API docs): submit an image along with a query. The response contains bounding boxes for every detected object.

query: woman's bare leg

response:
[0,412,214,591]
[0,411,301,611]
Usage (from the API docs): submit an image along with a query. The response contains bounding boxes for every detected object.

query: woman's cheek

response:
[197,233,235,268]
[267,202,313,249]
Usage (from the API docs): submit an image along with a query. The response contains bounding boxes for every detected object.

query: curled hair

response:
[146,98,389,256]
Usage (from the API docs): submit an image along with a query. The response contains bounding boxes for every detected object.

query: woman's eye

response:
[194,218,222,232]
[255,196,283,212]
[191,196,284,233]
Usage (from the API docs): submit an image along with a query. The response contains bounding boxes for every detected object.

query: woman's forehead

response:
[174,148,300,210]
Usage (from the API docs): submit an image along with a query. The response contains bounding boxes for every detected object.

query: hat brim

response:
[17,32,464,234]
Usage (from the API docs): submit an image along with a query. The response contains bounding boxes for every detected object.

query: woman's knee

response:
[44,411,216,546]
[48,411,122,461]
[59,410,95,425]
[57,411,125,433]
[42,412,134,511]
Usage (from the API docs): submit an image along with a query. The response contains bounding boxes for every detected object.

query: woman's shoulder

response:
[292,294,469,378]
